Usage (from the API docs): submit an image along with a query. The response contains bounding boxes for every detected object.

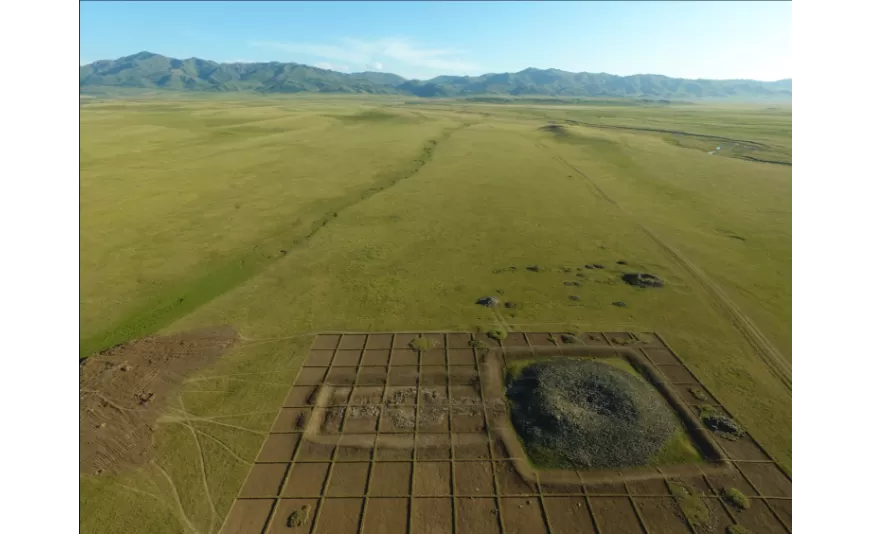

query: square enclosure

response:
[222,332,791,534]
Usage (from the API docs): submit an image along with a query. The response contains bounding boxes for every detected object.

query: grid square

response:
[257,433,301,463]
[420,384,448,404]
[282,462,329,497]
[304,350,334,367]
[421,349,447,366]
[363,498,410,533]
[385,386,418,405]
[448,348,476,366]
[388,366,419,386]
[312,334,340,350]
[338,334,367,350]
[380,407,417,432]
[643,347,681,366]
[239,463,289,497]
[455,497,500,534]
[451,405,485,432]
[411,498,452,534]
[361,349,390,366]
[455,461,495,496]
[284,385,318,407]
[447,332,472,348]
[375,434,414,460]
[449,366,478,386]
[495,461,538,495]
[588,496,645,533]
[295,440,335,461]
[656,364,698,384]
[543,497,597,534]
[325,366,357,386]
[315,498,363,533]
[342,406,380,433]
[525,332,554,346]
[325,462,370,497]
[355,368,387,388]
[738,462,791,497]
[335,434,375,461]
[394,333,419,348]
[500,498,548,534]
[391,348,419,366]
[222,498,274,534]
[267,499,318,534]
[420,365,449,386]
[271,407,312,433]
[504,332,528,347]
[418,405,450,433]
[350,386,384,405]
[416,434,451,460]
[320,407,345,434]
[452,432,491,459]
[332,350,362,367]
[365,334,394,350]
[296,367,327,385]
[369,462,412,496]
[414,461,452,496]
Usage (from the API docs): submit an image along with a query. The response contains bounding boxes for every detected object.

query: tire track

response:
[179,396,219,534]
[543,143,792,392]
[152,460,202,534]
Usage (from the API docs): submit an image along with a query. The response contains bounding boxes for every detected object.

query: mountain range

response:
[80,52,792,101]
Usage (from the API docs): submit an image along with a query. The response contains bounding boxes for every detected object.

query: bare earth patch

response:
[79,325,237,475]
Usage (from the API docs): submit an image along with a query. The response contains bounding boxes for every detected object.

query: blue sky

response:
[80,1,791,81]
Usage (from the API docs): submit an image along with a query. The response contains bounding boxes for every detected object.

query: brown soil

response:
[79,325,236,475]
[296,367,327,385]
[377,435,414,460]
[414,461,452,495]
[633,496,693,534]
[418,405,450,432]
[449,366,479,386]
[451,405,486,432]
[736,463,791,497]
[452,432,491,459]
[394,333,419,348]
[350,385,384,404]
[257,433,301,462]
[381,407,417,432]
[704,469,760,496]
[333,349,363,367]
[325,366,357,385]
[282,463,329,497]
[449,348,477,366]
[388,366,419,386]
[455,461,495,495]
[422,349,447,366]
[239,463,289,497]
[657,364,699,384]
[392,348,420,366]
[455,497,500,534]
[357,366,388,385]
[584,480,628,495]
[495,461,538,495]
[295,440,335,461]
[716,436,773,461]
[363,498,410,533]
[272,407,312,432]
[304,349,334,366]
[412,497,453,533]
[336,434,375,461]
[699,497,734,534]
[543,497,597,534]
[325,462,370,496]
[421,366,449,385]
[365,334,394,350]
[268,499,318,534]
[732,499,790,533]
[627,478,670,496]
[416,434,451,459]
[285,385,319,407]
[765,499,791,530]
[369,462,413,496]
[222,498,274,534]
[588,497,645,533]
[314,498,363,532]
[642,347,682,366]
[505,332,528,347]
[448,332,472,348]
[362,349,391,366]
[338,334,367,350]
[500,497,548,534]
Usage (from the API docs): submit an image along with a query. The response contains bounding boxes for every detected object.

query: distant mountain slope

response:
[80,52,791,100]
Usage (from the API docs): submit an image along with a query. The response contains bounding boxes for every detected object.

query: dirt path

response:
[543,144,792,392]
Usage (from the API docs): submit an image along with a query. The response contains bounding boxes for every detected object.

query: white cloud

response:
[251,37,479,76]
[80,60,90,66]
[224,59,256,64]
[314,62,349,72]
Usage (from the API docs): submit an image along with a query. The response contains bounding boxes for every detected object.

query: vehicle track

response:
[544,144,792,392]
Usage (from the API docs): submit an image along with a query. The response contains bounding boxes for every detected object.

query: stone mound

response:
[506,359,678,469]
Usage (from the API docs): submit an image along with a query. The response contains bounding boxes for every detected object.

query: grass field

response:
[80,94,791,533]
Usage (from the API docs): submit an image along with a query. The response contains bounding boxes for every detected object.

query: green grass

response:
[487,328,507,341]
[722,487,752,510]
[409,336,436,351]
[669,481,711,531]
[80,94,790,533]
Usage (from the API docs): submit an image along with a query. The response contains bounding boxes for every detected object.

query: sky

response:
[80,1,792,81]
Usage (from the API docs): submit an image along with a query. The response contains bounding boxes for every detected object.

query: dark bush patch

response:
[410,337,436,351]
[699,405,745,440]
[569,295,581,301]
[617,260,628,265]
[506,359,678,469]
[593,264,605,269]
[287,504,311,528]
[612,301,627,307]
[527,265,543,272]
[560,334,581,344]
[469,339,487,349]
[505,301,517,309]
[622,273,665,288]
[689,387,708,401]
[726,525,753,534]
[564,281,581,287]
[476,296,499,307]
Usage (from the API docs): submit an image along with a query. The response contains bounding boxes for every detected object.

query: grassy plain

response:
[80,94,791,533]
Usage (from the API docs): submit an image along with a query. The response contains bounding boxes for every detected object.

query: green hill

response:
[80,51,791,101]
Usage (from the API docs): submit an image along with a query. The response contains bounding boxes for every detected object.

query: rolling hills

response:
[80,51,792,100]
